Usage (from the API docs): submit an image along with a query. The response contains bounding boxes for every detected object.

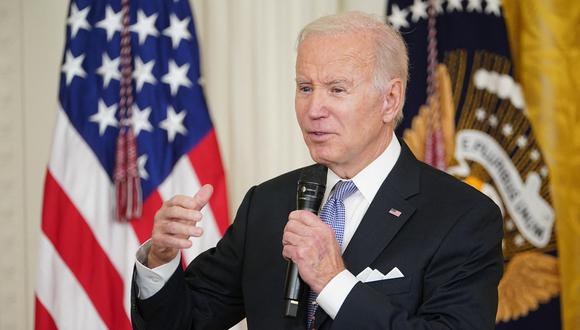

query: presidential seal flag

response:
[387,0,560,328]
[35,0,230,328]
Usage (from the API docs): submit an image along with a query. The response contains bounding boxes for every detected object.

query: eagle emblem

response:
[403,61,559,323]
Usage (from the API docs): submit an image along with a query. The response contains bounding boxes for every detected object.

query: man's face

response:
[295,32,398,177]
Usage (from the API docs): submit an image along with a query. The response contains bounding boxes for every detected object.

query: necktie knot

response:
[331,180,357,202]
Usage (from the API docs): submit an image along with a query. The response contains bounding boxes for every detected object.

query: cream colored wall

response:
[0,0,383,328]
[1,0,68,328]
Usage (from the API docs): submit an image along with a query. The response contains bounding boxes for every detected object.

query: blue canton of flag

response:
[61,0,212,198]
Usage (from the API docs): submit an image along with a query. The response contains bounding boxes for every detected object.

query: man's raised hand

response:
[147,184,214,268]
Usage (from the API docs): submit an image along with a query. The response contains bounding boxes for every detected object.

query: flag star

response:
[159,106,188,142]
[163,14,191,49]
[162,60,192,96]
[467,0,483,12]
[501,123,513,136]
[475,108,486,121]
[133,57,156,92]
[540,166,548,178]
[530,149,540,161]
[131,105,154,136]
[137,154,149,180]
[67,3,91,38]
[97,53,121,88]
[410,0,428,22]
[485,0,501,16]
[388,4,409,30]
[516,135,527,148]
[130,10,159,45]
[61,51,86,85]
[447,0,463,12]
[488,114,498,127]
[96,6,122,41]
[434,0,446,13]
[89,100,118,136]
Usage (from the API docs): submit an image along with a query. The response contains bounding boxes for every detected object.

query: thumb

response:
[192,184,214,210]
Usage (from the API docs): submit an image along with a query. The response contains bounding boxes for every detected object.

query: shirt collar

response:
[324,133,401,203]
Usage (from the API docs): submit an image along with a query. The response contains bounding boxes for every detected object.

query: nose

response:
[306,89,329,120]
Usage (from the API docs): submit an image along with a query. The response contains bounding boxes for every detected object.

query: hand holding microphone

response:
[282,165,346,317]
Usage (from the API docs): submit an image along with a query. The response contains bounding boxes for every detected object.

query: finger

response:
[284,219,313,238]
[192,184,214,210]
[282,244,297,261]
[282,231,306,247]
[162,221,203,237]
[153,234,193,249]
[165,184,214,211]
[164,206,203,223]
[289,210,322,227]
[166,195,196,209]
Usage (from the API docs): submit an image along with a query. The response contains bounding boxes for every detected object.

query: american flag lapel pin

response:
[388,208,402,217]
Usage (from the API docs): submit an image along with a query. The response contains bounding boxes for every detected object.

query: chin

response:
[307,150,334,167]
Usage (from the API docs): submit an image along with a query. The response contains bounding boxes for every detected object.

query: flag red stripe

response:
[188,129,230,234]
[34,297,57,330]
[42,172,131,330]
[130,191,163,244]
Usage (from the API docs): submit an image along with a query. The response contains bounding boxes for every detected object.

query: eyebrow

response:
[324,79,350,85]
[294,78,352,85]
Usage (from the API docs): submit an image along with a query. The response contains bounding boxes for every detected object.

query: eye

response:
[298,85,313,93]
[331,87,346,95]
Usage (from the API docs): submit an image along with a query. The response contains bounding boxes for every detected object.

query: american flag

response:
[35,0,230,329]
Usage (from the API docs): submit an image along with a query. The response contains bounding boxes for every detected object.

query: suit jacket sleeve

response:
[131,186,257,330]
[332,201,504,330]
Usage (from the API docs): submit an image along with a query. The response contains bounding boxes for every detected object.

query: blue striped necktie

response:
[306,180,358,329]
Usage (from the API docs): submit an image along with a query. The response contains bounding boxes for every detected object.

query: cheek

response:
[294,105,307,129]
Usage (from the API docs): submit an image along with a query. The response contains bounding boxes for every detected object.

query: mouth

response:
[307,131,333,142]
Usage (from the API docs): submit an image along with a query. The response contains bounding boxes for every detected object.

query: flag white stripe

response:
[37,233,108,330]
[47,106,140,317]
[158,155,222,264]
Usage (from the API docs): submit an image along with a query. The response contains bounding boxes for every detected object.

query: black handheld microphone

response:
[283,165,326,318]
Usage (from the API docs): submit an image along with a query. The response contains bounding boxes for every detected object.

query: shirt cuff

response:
[134,239,182,299]
[316,269,359,319]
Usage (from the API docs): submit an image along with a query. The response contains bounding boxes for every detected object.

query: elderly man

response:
[131,11,503,330]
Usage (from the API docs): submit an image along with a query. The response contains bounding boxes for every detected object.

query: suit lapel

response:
[315,142,421,328]
[342,187,416,276]
[343,141,420,275]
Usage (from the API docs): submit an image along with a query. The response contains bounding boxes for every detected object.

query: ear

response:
[381,78,404,124]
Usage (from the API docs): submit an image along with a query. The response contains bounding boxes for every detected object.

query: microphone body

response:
[283,165,326,318]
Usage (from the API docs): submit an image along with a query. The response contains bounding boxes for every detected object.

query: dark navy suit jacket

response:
[131,142,503,329]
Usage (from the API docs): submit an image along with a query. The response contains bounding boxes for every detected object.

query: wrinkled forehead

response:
[296,33,377,76]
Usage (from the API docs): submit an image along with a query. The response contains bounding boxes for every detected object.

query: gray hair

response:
[297,11,408,124]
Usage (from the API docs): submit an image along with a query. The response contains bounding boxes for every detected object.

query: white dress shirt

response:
[315,134,401,318]
[135,134,402,319]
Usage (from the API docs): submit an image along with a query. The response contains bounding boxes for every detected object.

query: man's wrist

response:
[147,245,178,268]
[316,269,359,319]
[135,240,182,299]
